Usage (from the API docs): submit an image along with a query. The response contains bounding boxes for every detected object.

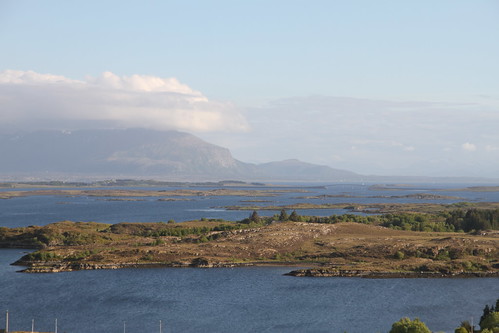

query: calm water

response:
[1,249,498,333]
[1,183,498,332]
[2,183,499,228]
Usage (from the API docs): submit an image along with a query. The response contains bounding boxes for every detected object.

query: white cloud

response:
[0,70,78,85]
[201,95,499,177]
[87,71,206,97]
[0,70,248,133]
[462,142,477,152]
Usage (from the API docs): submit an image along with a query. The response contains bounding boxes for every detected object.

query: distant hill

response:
[257,159,360,182]
[0,129,360,181]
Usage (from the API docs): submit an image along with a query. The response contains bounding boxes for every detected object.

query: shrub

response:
[394,251,405,260]
[389,317,431,333]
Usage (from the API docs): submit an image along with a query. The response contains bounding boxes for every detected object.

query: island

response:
[1,207,498,277]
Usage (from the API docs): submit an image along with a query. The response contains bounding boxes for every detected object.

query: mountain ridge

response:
[1,128,497,183]
[0,128,359,182]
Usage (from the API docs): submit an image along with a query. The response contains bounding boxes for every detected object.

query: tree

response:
[481,305,492,326]
[454,327,468,333]
[249,210,261,224]
[279,209,288,221]
[289,210,300,222]
[389,317,431,333]
[481,312,499,331]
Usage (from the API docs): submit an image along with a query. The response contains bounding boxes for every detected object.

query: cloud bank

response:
[202,95,499,178]
[0,70,249,132]
[1,70,497,178]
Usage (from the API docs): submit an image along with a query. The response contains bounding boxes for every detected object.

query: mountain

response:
[0,129,359,181]
[0,129,248,179]
[257,159,359,182]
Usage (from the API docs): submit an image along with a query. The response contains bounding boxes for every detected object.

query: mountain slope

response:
[0,129,251,178]
[0,129,359,181]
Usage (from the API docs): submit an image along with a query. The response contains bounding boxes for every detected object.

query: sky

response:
[1,1,498,178]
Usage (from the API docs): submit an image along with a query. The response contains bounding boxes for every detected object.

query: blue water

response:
[1,183,499,228]
[1,183,498,332]
[1,249,497,333]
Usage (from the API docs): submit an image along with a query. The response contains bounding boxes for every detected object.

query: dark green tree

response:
[481,305,492,327]
[249,210,261,224]
[289,210,300,222]
[279,209,289,221]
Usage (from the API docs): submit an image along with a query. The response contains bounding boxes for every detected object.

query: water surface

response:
[1,249,497,333]
[2,183,498,228]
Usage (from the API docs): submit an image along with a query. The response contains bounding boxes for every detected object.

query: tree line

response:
[445,209,499,232]
[387,298,499,332]
[261,208,499,233]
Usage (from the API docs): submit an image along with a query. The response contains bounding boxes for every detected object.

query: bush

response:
[389,317,431,333]
[198,236,209,243]
[151,238,164,246]
[394,251,405,260]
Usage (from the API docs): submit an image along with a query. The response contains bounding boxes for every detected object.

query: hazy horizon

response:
[1,1,498,178]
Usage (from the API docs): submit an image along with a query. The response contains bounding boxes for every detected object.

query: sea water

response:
[1,249,498,333]
[1,183,498,332]
[1,183,499,228]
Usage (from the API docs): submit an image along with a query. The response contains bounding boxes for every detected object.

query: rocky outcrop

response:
[285,268,499,278]
[15,259,253,273]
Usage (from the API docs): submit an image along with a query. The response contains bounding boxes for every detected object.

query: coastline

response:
[13,259,499,278]
[284,267,499,278]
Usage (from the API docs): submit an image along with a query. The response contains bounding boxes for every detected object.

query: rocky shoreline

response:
[285,268,499,278]
[13,258,255,273]
[14,259,499,278]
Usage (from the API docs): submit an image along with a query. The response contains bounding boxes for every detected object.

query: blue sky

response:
[1,1,499,177]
